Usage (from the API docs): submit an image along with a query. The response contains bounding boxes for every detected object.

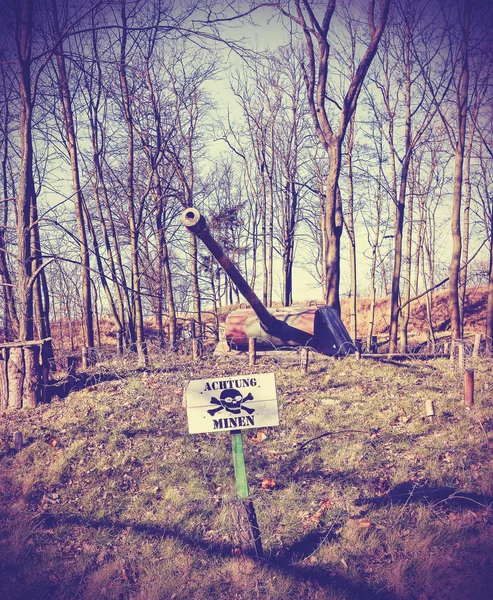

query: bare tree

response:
[449,1,471,341]
[4,0,52,407]
[0,59,19,341]
[48,0,95,359]
[118,0,148,365]
[269,0,390,313]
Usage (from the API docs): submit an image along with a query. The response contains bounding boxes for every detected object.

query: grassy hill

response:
[1,350,493,599]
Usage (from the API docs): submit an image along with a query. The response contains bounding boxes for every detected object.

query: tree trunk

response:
[399,158,414,353]
[0,73,18,341]
[449,2,470,341]
[367,151,383,349]
[154,180,176,348]
[487,205,493,356]
[51,0,94,357]
[7,347,24,409]
[389,35,412,354]
[345,116,357,341]
[15,0,35,344]
[0,348,7,409]
[86,28,127,354]
[282,179,297,307]
[459,116,475,334]
[190,232,202,330]
[261,188,268,306]
[119,1,147,366]
[324,142,343,313]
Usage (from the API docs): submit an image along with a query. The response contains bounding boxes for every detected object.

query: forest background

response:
[1,0,493,389]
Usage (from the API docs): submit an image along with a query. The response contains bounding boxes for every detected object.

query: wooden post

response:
[23,346,41,408]
[458,343,465,370]
[1,339,50,409]
[473,333,481,358]
[0,348,8,410]
[449,340,456,365]
[81,346,89,369]
[300,347,310,373]
[13,431,23,451]
[464,369,474,409]
[355,339,362,360]
[230,431,263,558]
[425,399,435,419]
[248,337,257,366]
[443,341,449,355]
[370,336,378,354]
[7,348,24,409]
[191,320,200,360]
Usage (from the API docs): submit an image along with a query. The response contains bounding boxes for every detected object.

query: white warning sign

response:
[185,373,278,434]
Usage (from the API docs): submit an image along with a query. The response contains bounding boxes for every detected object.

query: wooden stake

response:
[370,336,378,354]
[473,333,481,358]
[192,339,199,360]
[191,320,200,360]
[355,339,362,360]
[0,348,7,410]
[13,431,23,451]
[464,369,474,409]
[425,399,435,418]
[458,344,465,370]
[81,346,88,369]
[300,347,310,373]
[230,431,263,558]
[248,338,257,366]
[449,340,456,364]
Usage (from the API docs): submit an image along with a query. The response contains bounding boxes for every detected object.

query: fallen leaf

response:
[358,518,372,529]
[304,498,332,525]
[46,436,58,447]
[250,429,267,443]
[261,477,276,489]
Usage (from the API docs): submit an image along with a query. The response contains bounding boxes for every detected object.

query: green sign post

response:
[231,430,249,499]
[185,373,278,558]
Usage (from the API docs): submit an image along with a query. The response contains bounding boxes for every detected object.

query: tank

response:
[225,306,354,355]
[181,207,354,356]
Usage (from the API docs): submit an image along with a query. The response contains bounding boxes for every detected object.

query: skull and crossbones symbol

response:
[208,389,255,416]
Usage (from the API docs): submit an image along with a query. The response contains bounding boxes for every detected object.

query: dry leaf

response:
[261,477,276,489]
[305,498,332,525]
[46,436,58,447]
[358,518,372,529]
[250,429,267,444]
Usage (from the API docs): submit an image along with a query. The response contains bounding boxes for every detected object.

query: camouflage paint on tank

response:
[225,305,355,356]
[226,307,318,349]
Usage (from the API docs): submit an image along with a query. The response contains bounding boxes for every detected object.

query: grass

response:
[1,350,493,599]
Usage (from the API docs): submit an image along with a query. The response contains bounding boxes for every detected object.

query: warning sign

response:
[186,373,278,434]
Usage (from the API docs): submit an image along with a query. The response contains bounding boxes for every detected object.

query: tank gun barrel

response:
[181,208,312,347]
